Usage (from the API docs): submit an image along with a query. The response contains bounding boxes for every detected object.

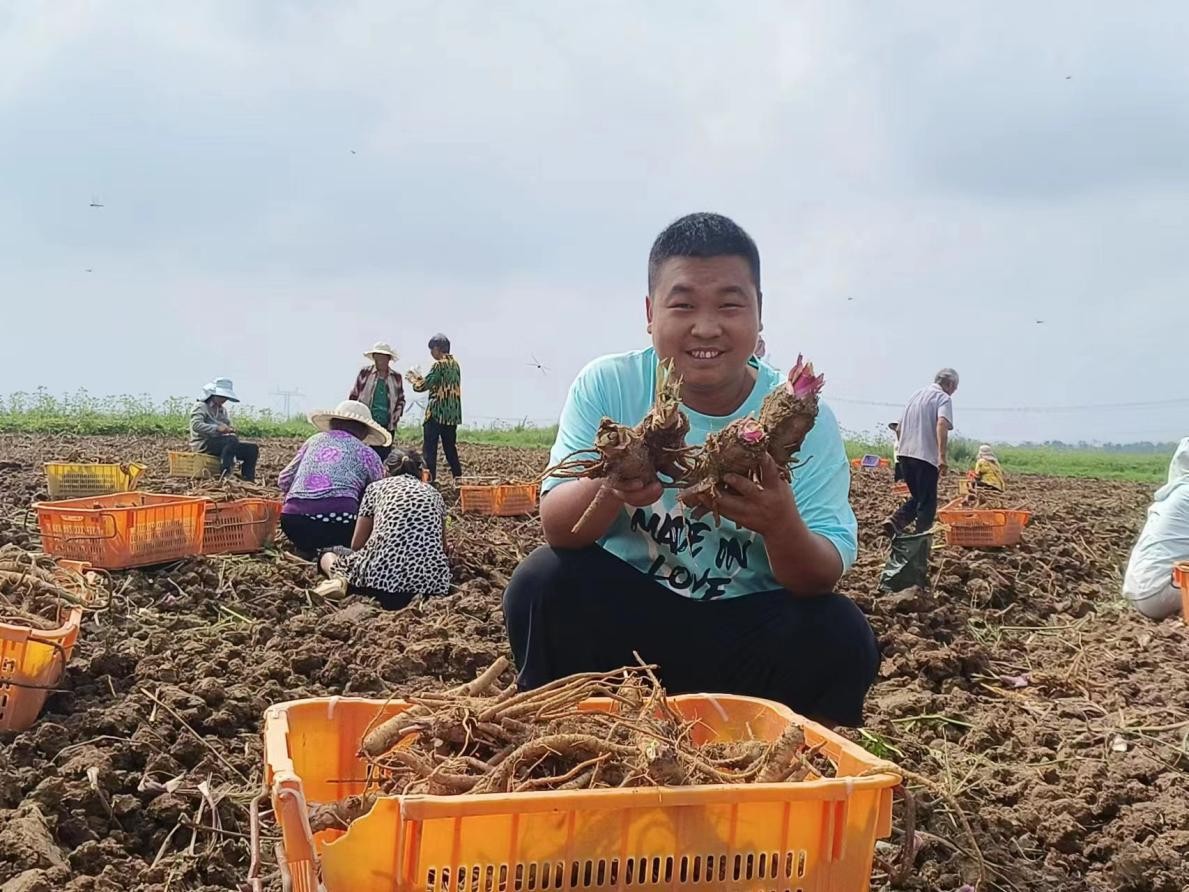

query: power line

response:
[271,388,305,418]
[829,395,1189,414]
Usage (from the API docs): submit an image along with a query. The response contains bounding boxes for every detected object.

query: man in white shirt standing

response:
[884,368,958,536]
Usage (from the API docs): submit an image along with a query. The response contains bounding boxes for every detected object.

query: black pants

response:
[280,514,354,555]
[503,545,879,728]
[202,436,258,481]
[423,420,461,481]
[892,456,940,533]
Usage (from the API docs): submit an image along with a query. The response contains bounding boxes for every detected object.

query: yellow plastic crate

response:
[168,451,223,478]
[44,462,146,499]
[264,694,900,892]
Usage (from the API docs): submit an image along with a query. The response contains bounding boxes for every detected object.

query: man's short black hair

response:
[647,212,762,305]
[428,333,451,353]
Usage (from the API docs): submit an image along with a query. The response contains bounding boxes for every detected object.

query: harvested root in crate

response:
[0,544,96,628]
[680,356,824,521]
[308,658,835,831]
[545,359,694,533]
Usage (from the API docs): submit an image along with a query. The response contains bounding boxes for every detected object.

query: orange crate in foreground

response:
[35,492,208,570]
[458,478,540,516]
[264,694,901,892]
[0,560,94,732]
[1174,561,1189,623]
[202,498,282,555]
[937,498,1031,548]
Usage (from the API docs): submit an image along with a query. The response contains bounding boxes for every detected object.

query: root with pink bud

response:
[679,356,825,523]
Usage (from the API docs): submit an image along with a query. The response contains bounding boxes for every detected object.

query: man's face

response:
[646,255,761,392]
[373,354,390,373]
[430,346,444,360]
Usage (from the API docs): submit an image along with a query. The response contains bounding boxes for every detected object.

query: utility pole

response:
[271,388,305,419]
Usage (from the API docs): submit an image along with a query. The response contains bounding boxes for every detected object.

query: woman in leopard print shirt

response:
[317,449,450,610]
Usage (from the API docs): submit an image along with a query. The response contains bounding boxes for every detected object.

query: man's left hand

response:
[710,453,797,536]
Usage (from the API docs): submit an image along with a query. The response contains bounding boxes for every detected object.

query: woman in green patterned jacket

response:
[408,333,463,482]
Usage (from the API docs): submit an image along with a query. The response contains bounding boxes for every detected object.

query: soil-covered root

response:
[543,359,694,534]
[0,543,102,627]
[679,356,824,521]
[679,418,769,522]
[757,354,824,474]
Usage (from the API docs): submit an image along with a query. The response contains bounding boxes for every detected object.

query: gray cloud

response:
[1,1,1187,443]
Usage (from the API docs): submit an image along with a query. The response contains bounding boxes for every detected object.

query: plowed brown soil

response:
[0,433,1185,892]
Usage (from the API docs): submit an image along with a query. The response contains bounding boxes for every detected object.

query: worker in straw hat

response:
[348,341,406,461]
[189,377,258,481]
[277,399,390,556]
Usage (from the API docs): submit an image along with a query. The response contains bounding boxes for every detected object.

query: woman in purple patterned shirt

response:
[278,400,390,556]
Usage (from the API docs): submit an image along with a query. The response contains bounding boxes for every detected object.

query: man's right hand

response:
[939,462,949,476]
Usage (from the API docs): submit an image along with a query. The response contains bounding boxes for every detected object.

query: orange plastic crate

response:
[202,498,282,555]
[34,492,209,570]
[892,481,909,497]
[263,694,901,892]
[1174,561,1189,623]
[937,498,1031,548]
[0,560,94,732]
[459,478,540,516]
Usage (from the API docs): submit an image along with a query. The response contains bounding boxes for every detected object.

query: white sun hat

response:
[307,399,393,447]
[364,341,398,362]
[201,377,239,402]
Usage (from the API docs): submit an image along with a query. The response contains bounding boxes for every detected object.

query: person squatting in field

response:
[277,400,389,556]
[188,377,259,481]
[316,448,451,611]
[502,212,879,728]
[1122,437,1189,620]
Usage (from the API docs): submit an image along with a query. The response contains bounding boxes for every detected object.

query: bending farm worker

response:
[348,341,406,461]
[971,443,1006,492]
[502,212,877,729]
[276,399,389,557]
[885,367,958,536]
[1122,437,1189,620]
[188,377,259,481]
[316,448,450,611]
[408,334,463,482]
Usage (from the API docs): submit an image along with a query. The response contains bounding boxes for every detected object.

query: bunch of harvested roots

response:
[0,544,100,629]
[545,360,694,533]
[307,658,834,833]
[152,475,277,501]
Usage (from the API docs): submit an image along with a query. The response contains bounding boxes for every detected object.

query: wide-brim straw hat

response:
[364,341,398,362]
[308,399,393,447]
[202,378,239,402]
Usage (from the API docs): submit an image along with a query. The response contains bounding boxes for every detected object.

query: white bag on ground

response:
[1122,438,1189,619]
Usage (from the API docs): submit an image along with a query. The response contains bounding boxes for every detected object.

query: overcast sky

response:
[2,1,1187,444]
